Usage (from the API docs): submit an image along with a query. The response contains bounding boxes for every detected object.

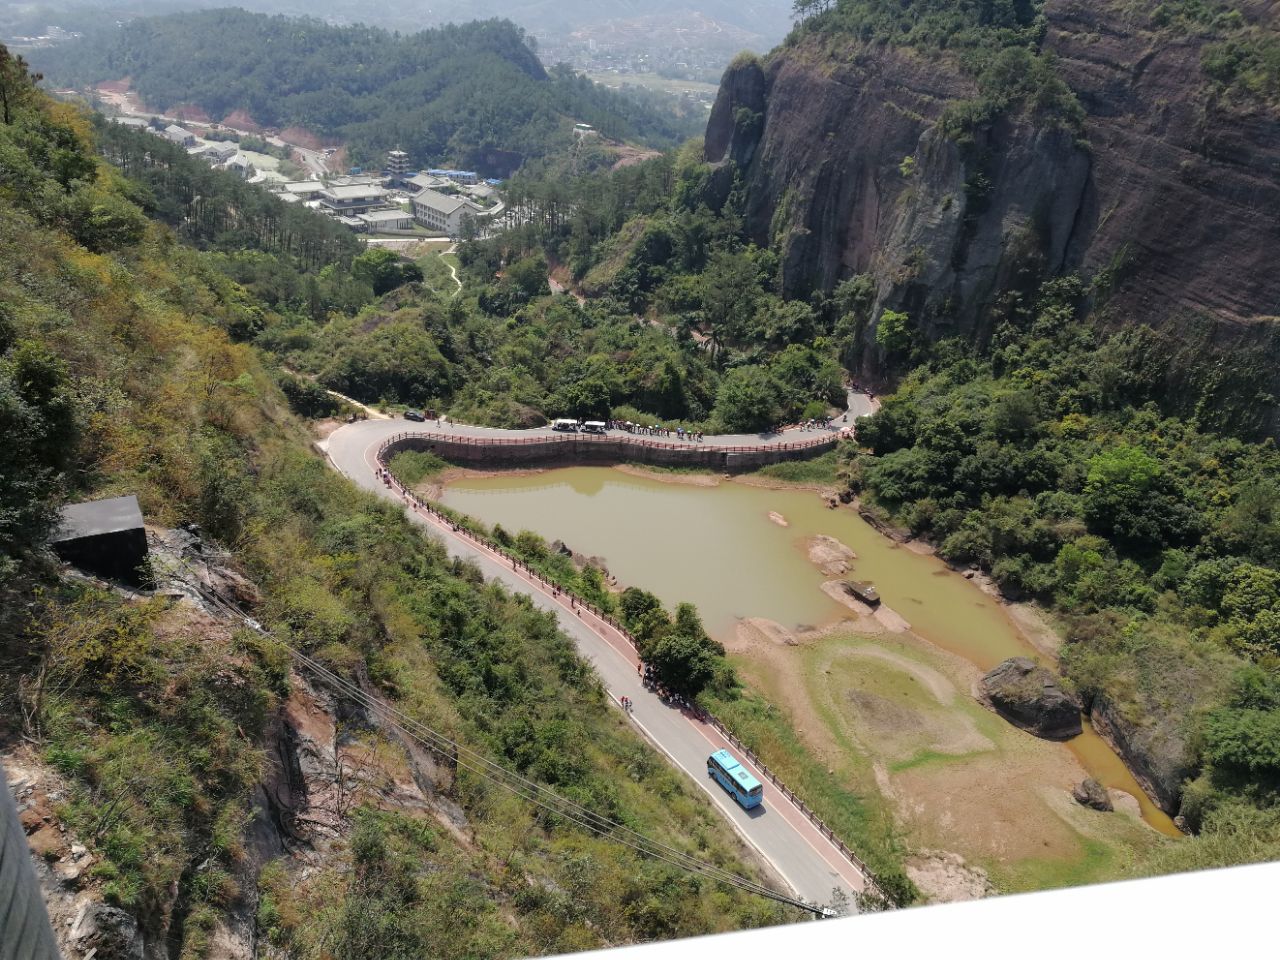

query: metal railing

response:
[378,428,842,457]
[373,444,887,902]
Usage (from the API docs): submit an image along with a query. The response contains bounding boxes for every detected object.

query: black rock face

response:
[979,657,1082,741]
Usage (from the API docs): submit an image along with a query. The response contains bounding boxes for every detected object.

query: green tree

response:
[1082,445,1196,549]
[714,365,781,433]
[352,248,424,296]
[701,251,761,353]
[0,44,40,125]
[647,631,718,697]
[1219,564,1280,658]
[874,309,912,356]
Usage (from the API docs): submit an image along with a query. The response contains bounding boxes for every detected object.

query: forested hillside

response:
[241,145,844,434]
[31,9,699,173]
[0,46,796,957]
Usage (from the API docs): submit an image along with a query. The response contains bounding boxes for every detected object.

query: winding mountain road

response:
[318,392,878,906]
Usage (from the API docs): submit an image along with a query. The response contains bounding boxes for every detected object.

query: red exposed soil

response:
[170,103,212,124]
[546,257,577,290]
[611,142,662,169]
[221,109,263,133]
[96,81,155,116]
[280,125,326,150]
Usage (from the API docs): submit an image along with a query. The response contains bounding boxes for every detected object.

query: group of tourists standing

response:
[608,420,705,441]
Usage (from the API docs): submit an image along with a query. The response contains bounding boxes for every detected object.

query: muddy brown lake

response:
[441,466,1180,838]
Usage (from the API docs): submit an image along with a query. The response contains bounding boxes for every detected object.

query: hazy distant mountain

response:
[6,0,795,59]
[428,0,794,43]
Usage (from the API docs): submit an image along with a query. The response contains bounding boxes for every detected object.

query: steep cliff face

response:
[706,0,1280,385]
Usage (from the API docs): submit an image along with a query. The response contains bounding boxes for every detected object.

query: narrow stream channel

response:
[440,466,1181,837]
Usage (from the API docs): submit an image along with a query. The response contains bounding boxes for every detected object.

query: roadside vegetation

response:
[749,449,844,486]
[0,58,799,957]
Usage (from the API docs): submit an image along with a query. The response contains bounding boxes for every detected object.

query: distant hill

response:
[424,0,794,44]
[31,8,699,175]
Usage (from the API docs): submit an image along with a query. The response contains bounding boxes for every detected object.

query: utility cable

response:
[163,549,831,915]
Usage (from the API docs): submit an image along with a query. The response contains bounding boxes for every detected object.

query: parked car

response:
[404,409,425,422]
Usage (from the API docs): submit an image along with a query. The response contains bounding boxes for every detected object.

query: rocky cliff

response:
[705,1,1280,394]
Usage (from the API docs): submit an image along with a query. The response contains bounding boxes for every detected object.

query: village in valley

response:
[107,112,547,239]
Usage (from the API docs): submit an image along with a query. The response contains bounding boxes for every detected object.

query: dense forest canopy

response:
[790,0,1280,104]
[30,9,700,173]
[790,0,1047,54]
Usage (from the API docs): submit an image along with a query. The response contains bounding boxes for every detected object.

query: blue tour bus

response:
[707,749,764,809]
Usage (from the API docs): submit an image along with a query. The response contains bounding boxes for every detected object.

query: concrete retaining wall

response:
[379,432,839,473]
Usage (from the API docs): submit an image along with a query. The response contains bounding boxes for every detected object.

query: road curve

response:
[318,394,878,906]
[326,386,876,455]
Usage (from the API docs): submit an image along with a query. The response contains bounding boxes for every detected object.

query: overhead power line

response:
[169,551,833,917]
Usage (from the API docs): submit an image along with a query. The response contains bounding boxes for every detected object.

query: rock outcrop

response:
[705,1,1280,425]
[150,523,261,610]
[979,657,1082,740]
[1072,778,1114,812]
[806,534,856,575]
[69,904,145,960]
[1090,693,1195,816]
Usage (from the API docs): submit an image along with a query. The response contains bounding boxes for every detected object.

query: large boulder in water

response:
[979,657,1082,740]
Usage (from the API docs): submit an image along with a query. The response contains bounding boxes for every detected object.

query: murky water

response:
[441,466,1180,836]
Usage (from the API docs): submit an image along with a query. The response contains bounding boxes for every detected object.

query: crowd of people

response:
[599,419,705,441]
[796,416,839,431]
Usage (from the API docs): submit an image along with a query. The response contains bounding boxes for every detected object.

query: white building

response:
[412,188,485,237]
[221,154,257,179]
[405,172,449,194]
[162,124,196,147]
[192,142,237,163]
[318,183,389,215]
[358,209,415,233]
[277,179,325,201]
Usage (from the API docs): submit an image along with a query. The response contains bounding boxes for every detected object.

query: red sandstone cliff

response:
[705,1,1280,390]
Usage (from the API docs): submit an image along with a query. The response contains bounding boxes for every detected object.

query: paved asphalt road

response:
[319,392,878,907]
[326,387,876,453]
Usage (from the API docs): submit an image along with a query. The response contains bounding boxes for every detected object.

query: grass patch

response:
[750,449,840,485]
[387,449,449,487]
[994,835,1119,892]
[618,462,719,477]
[417,251,459,295]
[889,749,960,773]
